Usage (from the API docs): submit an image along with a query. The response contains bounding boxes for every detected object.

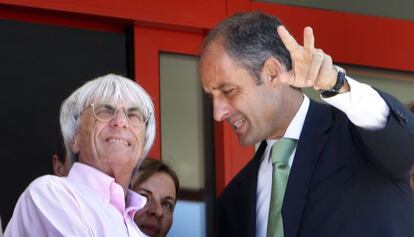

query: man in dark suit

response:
[200,11,414,237]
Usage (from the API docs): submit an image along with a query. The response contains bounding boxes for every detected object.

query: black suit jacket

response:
[218,92,414,237]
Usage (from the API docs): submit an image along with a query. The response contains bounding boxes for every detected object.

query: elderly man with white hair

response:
[5,74,156,237]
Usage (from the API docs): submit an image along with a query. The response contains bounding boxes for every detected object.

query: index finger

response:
[277,25,299,52]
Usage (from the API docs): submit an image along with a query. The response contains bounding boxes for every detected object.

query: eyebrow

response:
[205,83,232,94]
[216,83,235,91]
[126,106,141,112]
[163,196,176,202]
[137,188,152,195]
[138,188,176,201]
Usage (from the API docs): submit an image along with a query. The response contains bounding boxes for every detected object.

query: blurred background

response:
[1,0,414,236]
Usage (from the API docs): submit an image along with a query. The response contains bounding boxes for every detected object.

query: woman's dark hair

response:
[132,159,180,199]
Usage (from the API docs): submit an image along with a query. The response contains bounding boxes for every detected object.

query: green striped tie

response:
[267,138,296,237]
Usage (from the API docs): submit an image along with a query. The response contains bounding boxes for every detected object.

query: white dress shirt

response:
[255,77,390,237]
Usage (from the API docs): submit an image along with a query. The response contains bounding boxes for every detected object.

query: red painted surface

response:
[134,26,203,159]
[133,25,254,195]
[0,0,226,28]
[0,5,125,32]
[226,0,250,15]
[252,2,414,72]
[1,0,414,195]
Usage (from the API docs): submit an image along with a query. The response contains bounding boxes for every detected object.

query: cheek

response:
[80,119,100,143]
[140,129,146,143]
[160,214,173,235]
[133,210,145,225]
[163,212,173,227]
[134,128,147,148]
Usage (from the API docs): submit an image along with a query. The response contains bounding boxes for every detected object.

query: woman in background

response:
[132,159,179,237]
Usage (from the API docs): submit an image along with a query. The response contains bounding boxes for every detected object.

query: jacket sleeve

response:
[355,90,414,179]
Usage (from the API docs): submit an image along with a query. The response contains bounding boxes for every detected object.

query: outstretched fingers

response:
[277,25,324,87]
[277,25,300,53]
[277,25,300,85]
[303,26,315,51]
[306,50,324,86]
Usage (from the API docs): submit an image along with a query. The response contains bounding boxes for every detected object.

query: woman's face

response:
[134,172,177,237]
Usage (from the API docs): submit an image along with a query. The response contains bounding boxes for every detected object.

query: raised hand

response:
[277,25,337,91]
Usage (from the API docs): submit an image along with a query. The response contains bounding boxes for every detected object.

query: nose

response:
[147,200,163,218]
[109,109,128,128]
[213,96,231,122]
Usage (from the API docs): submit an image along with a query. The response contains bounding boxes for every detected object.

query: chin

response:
[238,135,258,146]
[239,139,254,146]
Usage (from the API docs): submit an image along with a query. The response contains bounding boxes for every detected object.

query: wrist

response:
[320,65,347,98]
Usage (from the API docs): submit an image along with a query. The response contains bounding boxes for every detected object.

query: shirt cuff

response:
[321,77,390,130]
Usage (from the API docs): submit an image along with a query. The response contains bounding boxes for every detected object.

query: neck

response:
[95,164,133,196]
[108,166,133,196]
[114,175,131,196]
[271,90,304,139]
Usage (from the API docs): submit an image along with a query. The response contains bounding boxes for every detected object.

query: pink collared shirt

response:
[5,163,148,237]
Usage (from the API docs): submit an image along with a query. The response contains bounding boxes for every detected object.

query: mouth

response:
[140,224,161,237]
[232,117,246,130]
[105,137,130,146]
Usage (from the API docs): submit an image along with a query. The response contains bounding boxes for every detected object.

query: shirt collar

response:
[67,162,147,217]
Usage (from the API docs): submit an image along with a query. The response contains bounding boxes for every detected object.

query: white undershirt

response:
[255,77,390,237]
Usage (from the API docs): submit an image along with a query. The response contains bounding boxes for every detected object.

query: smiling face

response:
[200,40,299,145]
[71,100,146,178]
[134,172,176,237]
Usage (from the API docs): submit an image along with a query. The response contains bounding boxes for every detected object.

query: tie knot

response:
[271,138,296,164]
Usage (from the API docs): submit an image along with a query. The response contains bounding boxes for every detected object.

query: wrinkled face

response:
[71,100,146,176]
[134,172,176,237]
[200,41,293,145]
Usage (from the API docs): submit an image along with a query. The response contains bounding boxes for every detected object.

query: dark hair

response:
[55,132,66,163]
[132,159,180,198]
[201,11,292,84]
[409,102,414,113]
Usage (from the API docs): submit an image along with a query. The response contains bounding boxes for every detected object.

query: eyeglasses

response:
[90,100,151,126]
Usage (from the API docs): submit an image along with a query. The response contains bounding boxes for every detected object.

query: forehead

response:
[139,172,176,196]
[200,42,252,91]
[86,90,147,109]
[92,98,140,107]
[83,81,145,107]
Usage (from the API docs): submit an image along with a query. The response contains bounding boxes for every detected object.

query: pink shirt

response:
[5,163,148,237]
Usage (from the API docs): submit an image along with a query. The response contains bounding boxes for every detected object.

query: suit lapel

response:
[282,101,334,237]
[235,141,267,237]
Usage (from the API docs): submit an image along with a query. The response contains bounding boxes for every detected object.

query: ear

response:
[261,56,285,84]
[71,135,80,154]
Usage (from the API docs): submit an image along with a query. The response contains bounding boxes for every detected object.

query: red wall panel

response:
[2,0,414,195]
[0,0,226,29]
[251,2,414,72]
[134,26,203,158]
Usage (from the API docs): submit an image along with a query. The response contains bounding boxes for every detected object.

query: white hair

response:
[60,74,156,161]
